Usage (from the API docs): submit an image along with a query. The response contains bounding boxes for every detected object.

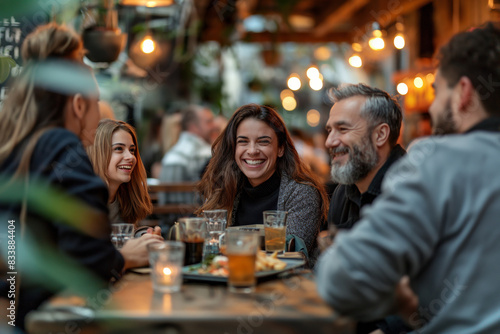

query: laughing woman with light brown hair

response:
[86,119,153,227]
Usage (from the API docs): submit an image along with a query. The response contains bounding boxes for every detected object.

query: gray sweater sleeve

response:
[278,175,322,257]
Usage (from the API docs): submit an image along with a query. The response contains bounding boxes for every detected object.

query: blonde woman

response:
[86,119,160,234]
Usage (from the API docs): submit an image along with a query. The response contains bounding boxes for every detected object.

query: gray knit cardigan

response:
[231,173,322,257]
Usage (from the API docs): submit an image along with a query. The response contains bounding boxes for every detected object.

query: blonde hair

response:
[22,22,84,62]
[86,119,152,225]
[0,23,88,176]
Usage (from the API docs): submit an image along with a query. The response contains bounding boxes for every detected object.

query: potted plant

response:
[81,0,126,63]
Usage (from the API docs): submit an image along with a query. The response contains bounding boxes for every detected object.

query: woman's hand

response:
[146,226,162,236]
[120,233,163,270]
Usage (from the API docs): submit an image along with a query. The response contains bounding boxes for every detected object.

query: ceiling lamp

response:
[307,109,321,127]
[348,54,362,68]
[348,42,363,68]
[120,0,175,6]
[306,66,320,80]
[287,74,301,91]
[140,35,156,54]
[368,22,385,51]
[282,96,297,111]
[393,20,405,50]
[414,76,424,89]
[397,82,408,95]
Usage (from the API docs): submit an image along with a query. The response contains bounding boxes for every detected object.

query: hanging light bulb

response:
[394,34,405,49]
[397,82,409,95]
[349,54,362,68]
[120,0,175,6]
[414,76,424,89]
[287,73,301,91]
[393,19,406,50]
[306,66,320,79]
[140,36,156,54]
[368,22,385,51]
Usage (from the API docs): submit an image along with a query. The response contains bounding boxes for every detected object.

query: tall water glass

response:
[202,209,227,260]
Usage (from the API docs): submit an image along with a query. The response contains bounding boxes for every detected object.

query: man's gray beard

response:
[432,98,458,135]
[330,137,379,185]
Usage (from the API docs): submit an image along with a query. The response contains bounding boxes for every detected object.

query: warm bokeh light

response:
[287,75,301,91]
[309,78,323,91]
[307,109,321,127]
[306,67,320,79]
[352,42,363,53]
[426,73,435,83]
[141,37,156,54]
[314,46,331,61]
[414,76,424,89]
[349,55,362,68]
[282,96,297,111]
[280,89,294,100]
[369,37,385,50]
[397,82,409,95]
[394,34,405,49]
[163,267,172,275]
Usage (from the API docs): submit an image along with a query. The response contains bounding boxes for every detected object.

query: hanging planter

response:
[81,0,126,63]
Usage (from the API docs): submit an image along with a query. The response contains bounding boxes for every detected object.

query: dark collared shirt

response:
[328,144,406,229]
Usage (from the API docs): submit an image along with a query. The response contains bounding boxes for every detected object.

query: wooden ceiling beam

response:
[200,30,352,44]
[350,0,433,34]
[314,0,370,37]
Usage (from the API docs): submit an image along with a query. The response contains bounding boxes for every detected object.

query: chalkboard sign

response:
[0,14,47,105]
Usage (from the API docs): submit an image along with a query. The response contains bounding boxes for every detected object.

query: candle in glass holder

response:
[148,242,185,293]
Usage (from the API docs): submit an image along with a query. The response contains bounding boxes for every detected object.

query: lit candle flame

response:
[163,267,172,275]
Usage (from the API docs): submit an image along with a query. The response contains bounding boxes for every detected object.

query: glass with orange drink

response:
[226,230,259,293]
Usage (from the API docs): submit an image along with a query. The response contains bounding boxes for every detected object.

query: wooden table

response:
[26,269,354,334]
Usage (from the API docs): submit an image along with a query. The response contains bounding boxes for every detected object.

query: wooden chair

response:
[139,182,200,228]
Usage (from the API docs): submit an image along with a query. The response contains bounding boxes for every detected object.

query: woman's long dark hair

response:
[196,104,328,224]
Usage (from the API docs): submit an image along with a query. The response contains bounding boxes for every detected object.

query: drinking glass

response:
[148,241,185,293]
[202,209,227,261]
[111,223,134,249]
[177,217,207,266]
[226,230,259,293]
[263,210,288,254]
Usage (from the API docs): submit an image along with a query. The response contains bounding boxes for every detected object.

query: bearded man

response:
[325,83,406,230]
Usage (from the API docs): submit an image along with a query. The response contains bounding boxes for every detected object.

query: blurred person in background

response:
[158,105,216,227]
[289,127,330,183]
[0,22,161,331]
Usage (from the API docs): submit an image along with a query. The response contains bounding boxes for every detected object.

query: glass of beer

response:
[226,230,259,293]
[178,217,207,266]
[263,210,288,254]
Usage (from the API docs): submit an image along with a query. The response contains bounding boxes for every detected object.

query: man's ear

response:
[455,76,474,113]
[71,93,87,120]
[372,123,390,147]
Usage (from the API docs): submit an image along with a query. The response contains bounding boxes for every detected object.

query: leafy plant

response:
[0,56,17,83]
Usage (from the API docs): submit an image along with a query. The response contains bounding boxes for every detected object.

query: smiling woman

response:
[197,104,329,261]
[86,119,152,226]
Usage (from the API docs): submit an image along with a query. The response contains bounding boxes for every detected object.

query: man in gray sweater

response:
[317,22,500,333]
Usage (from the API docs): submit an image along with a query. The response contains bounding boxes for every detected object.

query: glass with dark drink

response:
[178,217,207,265]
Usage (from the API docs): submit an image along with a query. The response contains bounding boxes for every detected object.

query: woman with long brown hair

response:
[86,119,153,227]
[197,104,329,258]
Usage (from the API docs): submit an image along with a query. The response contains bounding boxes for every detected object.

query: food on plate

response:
[197,251,286,276]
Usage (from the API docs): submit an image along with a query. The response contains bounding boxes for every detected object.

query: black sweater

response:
[0,128,124,330]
